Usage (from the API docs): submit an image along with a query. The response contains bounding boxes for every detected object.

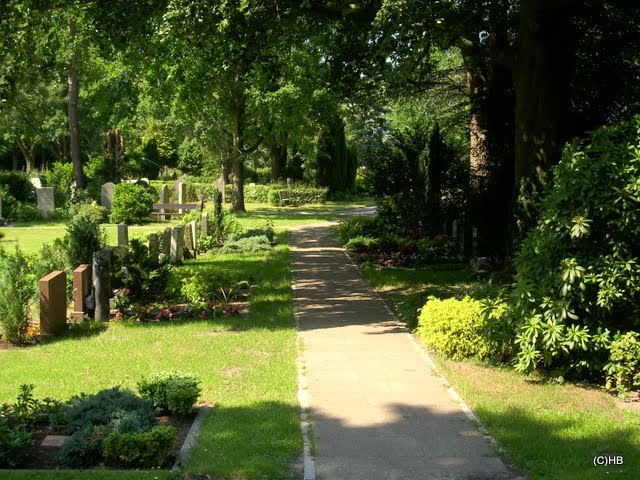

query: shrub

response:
[137,372,201,416]
[67,200,106,224]
[116,238,172,298]
[220,235,272,253]
[12,202,40,222]
[54,387,156,436]
[267,186,328,206]
[511,117,640,378]
[244,184,271,203]
[56,427,106,468]
[67,215,106,267]
[0,171,36,203]
[109,183,155,224]
[0,418,33,468]
[0,247,36,344]
[44,162,75,208]
[416,296,506,361]
[344,236,379,253]
[103,425,175,468]
[166,265,238,303]
[334,217,382,245]
[605,331,640,395]
[228,225,275,243]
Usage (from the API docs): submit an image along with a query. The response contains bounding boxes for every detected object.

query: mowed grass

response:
[361,264,640,480]
[0,199,373,255]
[0,232,300,479]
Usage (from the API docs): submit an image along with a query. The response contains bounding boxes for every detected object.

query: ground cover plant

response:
[0,231,300,479]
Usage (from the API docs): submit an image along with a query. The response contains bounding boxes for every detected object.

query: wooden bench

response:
[278,190,293,207]
[152,202,202,220]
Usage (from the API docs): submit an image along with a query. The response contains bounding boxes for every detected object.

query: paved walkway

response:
[292,222,516,480]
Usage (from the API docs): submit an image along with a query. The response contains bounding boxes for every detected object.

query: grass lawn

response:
[0,199,372,255]
[0,232,300,479]
[359,263,640,480]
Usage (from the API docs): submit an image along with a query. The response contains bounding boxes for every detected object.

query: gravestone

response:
[170,226,185,264]
[139,177,150,187]
[72,264,91,321]
[163,227,172,256]
[201,212,209,237]
[39,271,68,338]
[190,221,198,253]
[286,178,294,188]
[36,187,55,218]
[214,177,226,204]
[101,182,116,213]
[148,234,159,263]
[184,224,194,259]
[177,180,187,212]
[159,184,170,220]
[117,223,129,247]
[92,253,110,321]
[30,177,43,189]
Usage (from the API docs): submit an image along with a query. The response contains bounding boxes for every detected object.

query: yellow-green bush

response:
[416,296,505,361]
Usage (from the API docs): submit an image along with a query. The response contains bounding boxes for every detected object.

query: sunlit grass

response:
[0,232,300,479]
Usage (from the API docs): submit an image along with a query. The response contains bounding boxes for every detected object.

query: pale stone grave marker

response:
[30,177,43,189]
[177,180,187,213]
[148,233,159,262]
[163,227,172,256]
[170,226,185,264]
[118,223,129,247]
[36,187,54,218]
[101,182,116,213]
[215,177,225,204]
[201,212,209,237]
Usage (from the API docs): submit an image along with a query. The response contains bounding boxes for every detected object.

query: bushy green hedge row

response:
[267,186,328,206]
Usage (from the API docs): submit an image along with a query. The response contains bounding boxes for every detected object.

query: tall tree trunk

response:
[12,149,18,171]
[104,129,125,182]
[230,98,246,212]
[514,0,574,180]
[269,141,287,182]
[68,18,86,189]
[462,45,515,259]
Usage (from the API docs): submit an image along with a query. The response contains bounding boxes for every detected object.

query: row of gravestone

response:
[38,214,211,339]
[101,178,226,214]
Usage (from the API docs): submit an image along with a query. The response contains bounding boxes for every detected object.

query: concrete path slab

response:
[293,222,518,480]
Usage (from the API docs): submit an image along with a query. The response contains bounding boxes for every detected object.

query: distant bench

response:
[152,202,203,220]
[278,190,292,207]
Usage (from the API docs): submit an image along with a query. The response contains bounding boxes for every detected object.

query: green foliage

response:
[0,385,62,468]
[0,247,36,344]
[334,217,382,245]
[54,387,156,436]
[220,235,272,253]
[56,427,106,468]
[137,372,201,416]
[67,200,106,224]
[267,186,328,206]
[198,235,217,253]
[228,225,275,243]
[109,183,155,224]
[103,425,176,468]
[166,265,239,304]
[512,118,640,378]
[116,238,173,299]
[0,172,36,222]
[44,162,75,208]
[344,236,379,253]
[417,296,506,361]
[244,184,271,203]
[605,331,640,395]
[0,417,33,468]
[12,202,40,222]
[66,215,106,267]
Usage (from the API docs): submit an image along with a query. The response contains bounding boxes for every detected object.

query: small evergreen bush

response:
[137,372,201,416]
[103,425,175,468]
[109,183,154,224]
[67,215,105,267]
[0,247,36,344]
[335,217,382,245]
[605,331,640,394]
